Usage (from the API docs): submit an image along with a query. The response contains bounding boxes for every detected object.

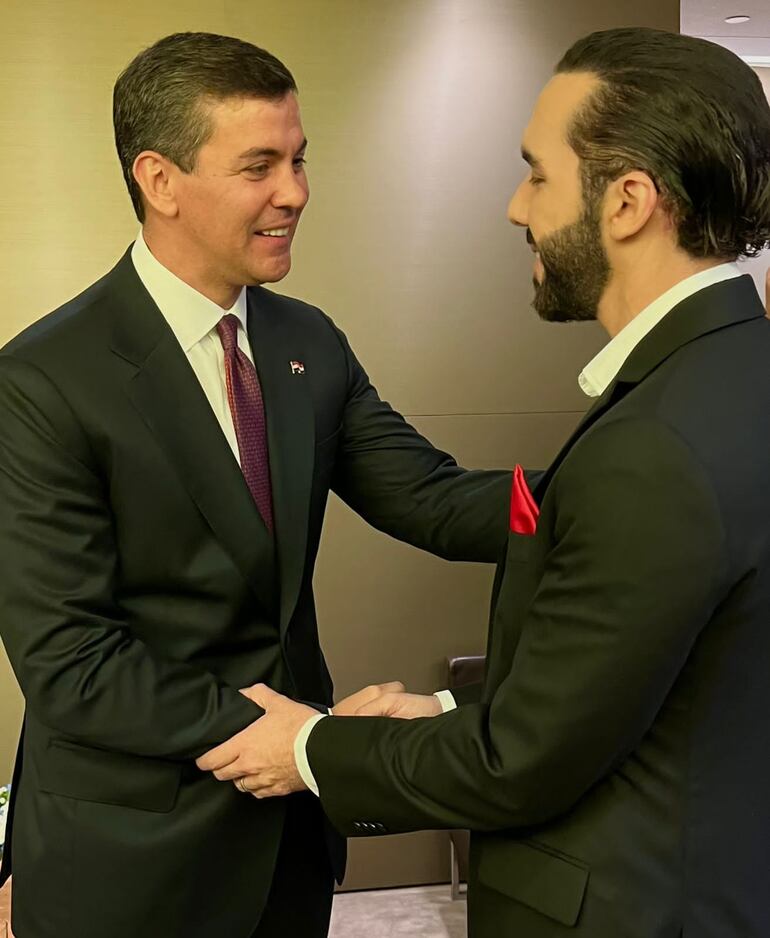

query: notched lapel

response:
[532,378,631,505]
[108,259,279,616]
[248,289,315,634]
[533,274,764,506]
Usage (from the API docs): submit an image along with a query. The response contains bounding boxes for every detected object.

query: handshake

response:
[195,682,443,799]
[329,682,444,719]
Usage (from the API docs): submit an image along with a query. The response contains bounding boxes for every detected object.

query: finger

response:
[252,786,288,799]
[239,682,270,698]
[246,781,290,799]
[213,760,249,782]
[240,774,279,798]
[244,683,284,710]
[356,693,396,717]
[379,681,406,695]
[196,737,242,772]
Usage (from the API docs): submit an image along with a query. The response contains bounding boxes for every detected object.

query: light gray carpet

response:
[329,885,467,938]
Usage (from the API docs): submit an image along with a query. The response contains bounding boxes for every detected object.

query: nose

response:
[272,161,309,213]
[507,177,529,228]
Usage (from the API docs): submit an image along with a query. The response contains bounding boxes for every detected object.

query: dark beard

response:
[531,198,610,323]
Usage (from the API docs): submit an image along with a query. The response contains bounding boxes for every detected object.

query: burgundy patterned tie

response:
[216,314,274,531]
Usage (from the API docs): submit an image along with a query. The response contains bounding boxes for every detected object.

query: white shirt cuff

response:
[434,689,457,712]
[294,713,327,797]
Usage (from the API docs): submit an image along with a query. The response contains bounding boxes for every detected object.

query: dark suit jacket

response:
[0,248,510,938]
[308,275,770,937]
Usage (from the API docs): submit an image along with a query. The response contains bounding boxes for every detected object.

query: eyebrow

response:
[237,138,308,161]
[521,147,544,171]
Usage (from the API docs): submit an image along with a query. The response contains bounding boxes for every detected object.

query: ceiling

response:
[681,0,770,58]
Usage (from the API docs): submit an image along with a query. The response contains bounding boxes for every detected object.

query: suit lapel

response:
[248,287,315,635]
[108,251,279,615]
[532,377,630,505]
[533,274,765,506]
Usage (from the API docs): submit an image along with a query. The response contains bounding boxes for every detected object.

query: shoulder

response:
[251,285,336,324]
[1,262,125,363]
[249,286,349,351]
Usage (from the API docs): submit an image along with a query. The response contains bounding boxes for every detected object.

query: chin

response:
[249,258,293,286]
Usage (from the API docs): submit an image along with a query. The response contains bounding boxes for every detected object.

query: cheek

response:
[531,192,573,245]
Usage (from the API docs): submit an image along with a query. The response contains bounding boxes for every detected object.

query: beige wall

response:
[757,66,770,97]
[0,0,679,889]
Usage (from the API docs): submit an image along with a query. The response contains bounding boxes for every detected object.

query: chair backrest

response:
[446,655,486,690]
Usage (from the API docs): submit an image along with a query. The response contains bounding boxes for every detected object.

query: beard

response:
[530,196,610,323]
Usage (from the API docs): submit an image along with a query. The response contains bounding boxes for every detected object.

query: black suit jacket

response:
[308,275,770,937]
[0,249,510,938]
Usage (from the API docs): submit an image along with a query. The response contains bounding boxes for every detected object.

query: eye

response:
[244,164,269,177]
[529,174,545,187]
[293,156,307,171]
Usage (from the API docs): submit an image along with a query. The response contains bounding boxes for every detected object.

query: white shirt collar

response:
[130,231,248,352]
[578,262,743,398]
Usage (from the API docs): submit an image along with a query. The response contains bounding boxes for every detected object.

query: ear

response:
[132,151,180,219]
[604,171,660,244]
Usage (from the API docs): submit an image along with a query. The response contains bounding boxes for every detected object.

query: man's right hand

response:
[332,682,406,716]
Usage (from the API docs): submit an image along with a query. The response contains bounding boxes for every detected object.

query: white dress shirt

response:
[133,235,345,784]
[131,231,252,463]
[578,263,742,398]
[296,261,745,797]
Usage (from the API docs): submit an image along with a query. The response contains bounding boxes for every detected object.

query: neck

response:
[142,222,241,309]
[597,246,728,338]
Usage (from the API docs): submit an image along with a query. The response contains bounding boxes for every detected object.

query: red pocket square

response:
[509,464,539,535]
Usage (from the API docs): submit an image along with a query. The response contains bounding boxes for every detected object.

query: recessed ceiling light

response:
[725,15,751,24]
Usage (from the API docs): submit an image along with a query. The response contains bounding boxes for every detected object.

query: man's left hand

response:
[196,685,315,798]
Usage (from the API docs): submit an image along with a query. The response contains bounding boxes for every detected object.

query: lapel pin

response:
[289,360,305,375]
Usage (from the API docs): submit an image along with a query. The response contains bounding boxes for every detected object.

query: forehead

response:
[522,72,600,158]
[204,93,305,148]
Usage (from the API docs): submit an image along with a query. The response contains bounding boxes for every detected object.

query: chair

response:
[446,654,486,900]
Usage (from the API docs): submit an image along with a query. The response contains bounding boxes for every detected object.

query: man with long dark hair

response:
[212,28,770,937]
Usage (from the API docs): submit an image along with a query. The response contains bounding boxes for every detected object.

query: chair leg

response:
[450,839,461,901]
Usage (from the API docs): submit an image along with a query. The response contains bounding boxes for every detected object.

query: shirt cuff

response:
[434,689,457,712]
[294,713,327,797]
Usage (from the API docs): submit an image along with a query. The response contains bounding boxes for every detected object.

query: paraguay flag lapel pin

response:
[289,360,305,375]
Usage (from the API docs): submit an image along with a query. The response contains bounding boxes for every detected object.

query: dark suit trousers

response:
[251,792,335,938]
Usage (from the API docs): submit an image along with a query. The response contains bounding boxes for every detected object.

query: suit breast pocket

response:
[496,530,536,607]
[505,530,534,565]
[486,532,539,686]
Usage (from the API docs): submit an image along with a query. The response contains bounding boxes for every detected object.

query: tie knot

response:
[216,314,240,354]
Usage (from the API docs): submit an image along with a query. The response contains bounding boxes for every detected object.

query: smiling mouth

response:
[256,227,290,238]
